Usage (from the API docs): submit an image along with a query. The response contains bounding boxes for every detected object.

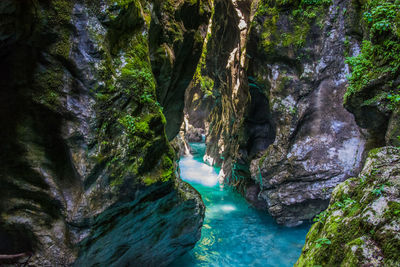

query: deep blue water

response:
[171,142,310,267]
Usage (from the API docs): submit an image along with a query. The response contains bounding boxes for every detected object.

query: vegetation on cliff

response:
[0,0,209,265]
[296,0,400,265]
[296,147,400,266]
[344,0,400,147]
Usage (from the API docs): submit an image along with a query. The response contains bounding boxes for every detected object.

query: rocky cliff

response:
[1,0,399,265]
[0,0,210,265]
[246,0,367,226]
[183,0,254,171]
[184,0,368,226]
[296,0,400,265]
[296,147,400,266]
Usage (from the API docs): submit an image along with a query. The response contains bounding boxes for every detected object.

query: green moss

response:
[135,121,150,136]
[141,151,175,186]
[255,0,332,55]
[297,147,400,266]
[108,0,136,9]
[258,152,268,168]
[344,0,400,107]
[384,201,400,220]
[142,176,156,186]
[90,3,177,190]
[192,8,215,98]
[161,155,174,181]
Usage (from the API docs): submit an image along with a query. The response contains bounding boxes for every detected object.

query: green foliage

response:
[345,0,400,105]
[120,68,155,96]
[301,0,331,5]
[255,0,332,54]
[86,0,176,191]
[387,90,400,109]
[193,23,215,98]
[372,184,385,196]
[111,0,135,9]
[118,35,156,99]
[140,91,153,103]
[200,76,214,96]
[313,210,328,223]
[134,121,150,136]
[315,238,331,248]
[118,114,155,138]
[363,1,399,34]
[118,114,137,135]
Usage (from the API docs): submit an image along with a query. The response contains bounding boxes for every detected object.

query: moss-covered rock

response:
[243,0,365,226]
[344,0,400,148]
[0,0,205,265]
[296,147,400,266]
[190,0,255,178]
[149,0,212,140]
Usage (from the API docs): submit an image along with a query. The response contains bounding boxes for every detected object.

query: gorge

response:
[0,0,399,266]
[171,141,310,266]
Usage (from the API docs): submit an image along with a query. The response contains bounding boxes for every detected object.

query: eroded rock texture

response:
[150,0,212,140]
[0,0,209,265]
[296,1,400,264]
[188,0,367,226]
[296,147,400,266]
[182,0,255,183]
[246,0,366,226]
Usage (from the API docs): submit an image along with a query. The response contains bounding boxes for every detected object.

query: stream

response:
[170,142,310,267]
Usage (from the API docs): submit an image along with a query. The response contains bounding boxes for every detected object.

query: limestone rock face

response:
[184,0,254,178]
[296,147,400,266]
[343,1,400,148]
[246,0,368,226]
[149,0,212,140]
[188,0,366,226]
[0,0,207,265]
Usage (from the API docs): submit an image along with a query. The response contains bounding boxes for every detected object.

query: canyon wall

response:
[1,0,399,264]
[0,0,210,265]
[297,0,400,265]
[246,0,366,226]
[187,0,368,226]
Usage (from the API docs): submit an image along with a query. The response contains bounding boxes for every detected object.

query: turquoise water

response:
[170,142,310,267]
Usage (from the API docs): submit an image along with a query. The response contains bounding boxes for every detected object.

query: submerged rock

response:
[296,147,400,266]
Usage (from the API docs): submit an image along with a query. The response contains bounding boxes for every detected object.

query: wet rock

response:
[186,125,204,142]
[149,0,212,140]
[245,0,365,225]
[0,1,206,265]
[296,147,400,266]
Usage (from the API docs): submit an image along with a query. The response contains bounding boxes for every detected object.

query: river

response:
[170,142,310,267]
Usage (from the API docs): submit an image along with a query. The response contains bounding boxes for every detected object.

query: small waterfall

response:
[180,142,219,187]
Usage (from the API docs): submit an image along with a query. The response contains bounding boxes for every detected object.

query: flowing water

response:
[171,142,310,267]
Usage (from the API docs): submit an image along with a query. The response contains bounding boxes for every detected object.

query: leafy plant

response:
[387,91,400,108]
[372,184,385,196]
[343,198,356,206]
[140,91,153,103]
[118,114,137,135]
[333,197,356,211]
[345,0,400,104]
[315,238,331,248]
[313,210,328,223]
